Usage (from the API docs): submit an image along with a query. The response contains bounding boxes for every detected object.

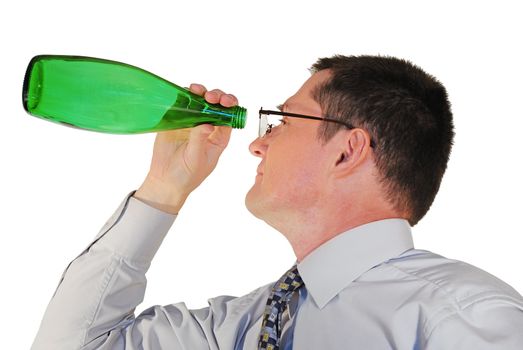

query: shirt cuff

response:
[96,191,177,263]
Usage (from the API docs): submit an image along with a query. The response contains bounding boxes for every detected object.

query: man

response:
[32,55,523,349]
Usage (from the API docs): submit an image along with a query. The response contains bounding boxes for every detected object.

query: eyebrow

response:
[276,104,284,112]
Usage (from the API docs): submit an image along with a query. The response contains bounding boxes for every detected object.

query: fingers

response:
[219,93,238,107]
[189,83,238,107]
[189,83,207,96]
[205,90,238,107]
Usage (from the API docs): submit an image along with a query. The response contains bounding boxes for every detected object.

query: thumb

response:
[186,124,215,158]
[188,124,214,145]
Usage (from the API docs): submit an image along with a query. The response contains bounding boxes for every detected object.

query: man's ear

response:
[335,152,348,166]
[332,128,372,177]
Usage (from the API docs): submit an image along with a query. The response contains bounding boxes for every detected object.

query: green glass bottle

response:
[22,55,246,134]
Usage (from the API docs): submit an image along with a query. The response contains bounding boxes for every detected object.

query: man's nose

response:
[249,137,267,158]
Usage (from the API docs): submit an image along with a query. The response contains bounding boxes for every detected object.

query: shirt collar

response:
[297,218,414,309]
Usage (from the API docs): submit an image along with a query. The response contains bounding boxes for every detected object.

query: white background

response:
[1,0,522,348]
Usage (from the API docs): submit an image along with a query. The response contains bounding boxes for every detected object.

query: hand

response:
[134,84,239,214]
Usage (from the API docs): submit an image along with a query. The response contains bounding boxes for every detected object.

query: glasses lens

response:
[259,109,283,137]
[259,114,268,137]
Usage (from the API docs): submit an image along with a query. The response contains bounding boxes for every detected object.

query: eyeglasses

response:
[259,107,376,147]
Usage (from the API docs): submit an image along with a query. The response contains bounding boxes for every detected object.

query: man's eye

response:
[279,119,287,125]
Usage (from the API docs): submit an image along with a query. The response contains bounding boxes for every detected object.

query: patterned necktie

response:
[258,265,304,350]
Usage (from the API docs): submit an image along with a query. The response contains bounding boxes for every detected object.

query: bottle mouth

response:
[232,106,247,129]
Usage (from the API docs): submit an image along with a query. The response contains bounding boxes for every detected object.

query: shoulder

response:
[383,249,523,345]
[385,249,522,301]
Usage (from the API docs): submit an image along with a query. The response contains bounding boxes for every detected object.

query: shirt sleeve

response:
[30,191,240,350]
[424,293,523,349]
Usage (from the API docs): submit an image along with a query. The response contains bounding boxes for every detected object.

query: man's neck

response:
[269,202,403,262]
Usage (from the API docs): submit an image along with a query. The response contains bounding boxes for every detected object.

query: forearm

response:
[32,192,176,350]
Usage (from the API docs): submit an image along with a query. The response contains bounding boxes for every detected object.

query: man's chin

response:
[245,188,264,220]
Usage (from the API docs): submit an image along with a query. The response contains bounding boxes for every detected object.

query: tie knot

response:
[273,264,303,296]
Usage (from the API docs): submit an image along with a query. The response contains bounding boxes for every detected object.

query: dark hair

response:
[310,55,454,226]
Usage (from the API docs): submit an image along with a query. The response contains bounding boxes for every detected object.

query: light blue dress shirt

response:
[32,191,523,349]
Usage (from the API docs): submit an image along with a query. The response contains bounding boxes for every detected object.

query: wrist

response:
[134,177,189,215]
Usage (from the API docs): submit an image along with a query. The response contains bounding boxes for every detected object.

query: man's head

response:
[246,55,454,240]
